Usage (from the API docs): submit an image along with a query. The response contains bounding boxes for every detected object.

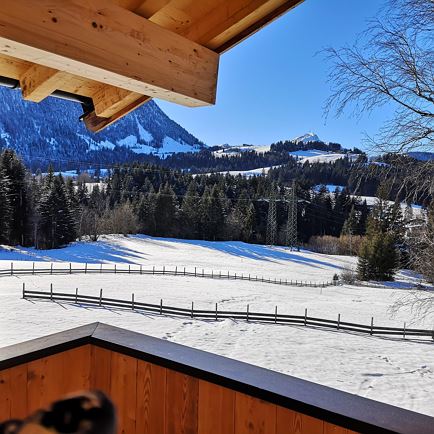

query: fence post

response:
[160,299,163,315]
[370,317,374,335]
[228,271,230,279]
[50,263,53,275]
[280,279,281,285]
[212,270,214,278]
[115,264,117,274]
[202,269,204,277]
[132,293,135,310]
[50,283,53,300]
[275,306,277,324]
[249,274,251,281]
[247,304,249,322]
[242,273,244,280]
[337,313,341,330]
[128,265,131,274]
[403,322,406,339]
[304,308,307,326]
[215,303,218,320]
[163,266,165,275]
[85,263,87,274]
[75,288,78,303]
[140,265,142,275]
[184,267,186,276]
[195,267,197,277]
[175,266,177,276]
[10,262,13,276]
[99,289,103,306]
[235,273,237,280]
[22,282,25,299]
[191,302,194,318]
[100,263,103,274]
[69,263,72,274]
[32,262,35,275]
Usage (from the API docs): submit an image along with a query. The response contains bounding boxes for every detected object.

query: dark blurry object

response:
[0,390,116,434]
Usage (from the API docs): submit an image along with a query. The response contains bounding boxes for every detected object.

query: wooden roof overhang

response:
[1,323,434,434]
[0,0,304,132]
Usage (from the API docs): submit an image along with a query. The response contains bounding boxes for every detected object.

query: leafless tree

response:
[325,0,434,156]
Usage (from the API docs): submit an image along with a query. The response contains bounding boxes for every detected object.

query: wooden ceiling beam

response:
[0,0,219,107]
[19,64,69,102]
[92,86,143,118]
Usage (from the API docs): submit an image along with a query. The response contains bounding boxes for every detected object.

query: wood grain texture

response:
[198,380,235,434]
[110,352,138,434]
[276,406,324,434]
[90,345,112,395]
[136,361,166,434]
[235,392,276,434]
[165,369,199,434]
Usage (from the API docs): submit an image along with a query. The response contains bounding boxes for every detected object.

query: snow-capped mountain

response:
[0,88,205,169]
[292,132,322,144]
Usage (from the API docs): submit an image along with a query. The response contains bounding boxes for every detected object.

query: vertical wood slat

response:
[198,380,235,434]
[276,406,324,434]
[136,360,166,434]
[165,369,199,434]
[110,352,138,434]
[235,391,276,434]
[90,345,112,396]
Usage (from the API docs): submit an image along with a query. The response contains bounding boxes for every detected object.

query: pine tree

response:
[0,168,11,244]
[180,181,200,239]
[200,185,224,240]
[154,183,178,237]
[0,149,30,245]
[37,174,76,249]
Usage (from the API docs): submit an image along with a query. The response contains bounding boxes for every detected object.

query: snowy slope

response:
[290,149,358,164]
[1,235,433,416]
[292,132,322,144]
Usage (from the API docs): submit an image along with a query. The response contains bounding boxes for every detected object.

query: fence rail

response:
[1,262,335,288]
[22,287,434,340]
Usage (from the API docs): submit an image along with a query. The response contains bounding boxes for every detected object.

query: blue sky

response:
[157,0,393,149]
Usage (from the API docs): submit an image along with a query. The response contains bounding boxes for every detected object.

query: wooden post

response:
[75,287,78,303]
[128,264,131,274]
[403,322,406,339]
[215,303,218,320]
[50,283,53,300]
[32,262,35,275]
[99,289,103,306]
[370,317,374,335]
[195,267,197,277]
[132,293,135,310]
[140,265,142,275]
[228,271,230,279]
[175,266,177,276]
[247,304,249,322]
[191,302,194,318]
[10,262,13,276]
[184,267,186,276]
[69,263,72,274]
[22,282,25,299]
[212,270,214,278]
[304,308,307,326]
[153,266,155,275]
[114,264,117,274]
[275,306,277,324]
[202,269,204,277]
[50,263,53,275]
[85,263,87,274]
[100,263,103,273]
[220,271,221,278]
[337,314,341,330]
[163,266,165,275]
[160,299,163,314]
[235,273,237,280]
[249,274,251,281]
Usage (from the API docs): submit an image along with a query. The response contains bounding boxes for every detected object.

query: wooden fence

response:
[22,286,434,340]
[1,262,335,288]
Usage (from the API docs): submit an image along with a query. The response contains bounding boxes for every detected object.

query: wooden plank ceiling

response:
[0,0,304,132]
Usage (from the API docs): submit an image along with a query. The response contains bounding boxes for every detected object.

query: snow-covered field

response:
[1,235,433,416]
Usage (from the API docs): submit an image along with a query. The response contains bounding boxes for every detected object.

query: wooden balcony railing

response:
[0,323,432,434]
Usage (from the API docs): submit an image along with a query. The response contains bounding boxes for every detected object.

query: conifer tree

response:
[154,183,178,237]
[0,149,30,245]
[180,181,200,239]
[200,185,224,240]
[0,168,11,244]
